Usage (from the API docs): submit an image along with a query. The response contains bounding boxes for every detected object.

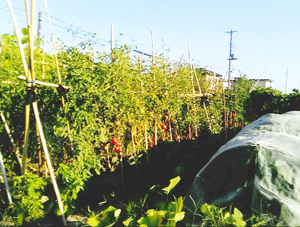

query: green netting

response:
[185,111,300,226]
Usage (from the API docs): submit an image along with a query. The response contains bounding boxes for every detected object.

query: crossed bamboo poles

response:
[6,0,67,225]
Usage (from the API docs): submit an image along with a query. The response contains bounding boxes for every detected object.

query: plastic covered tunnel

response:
[185,111,300,226]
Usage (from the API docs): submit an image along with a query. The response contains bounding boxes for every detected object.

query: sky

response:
[0,0,299,93]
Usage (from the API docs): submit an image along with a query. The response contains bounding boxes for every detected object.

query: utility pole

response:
[285,68,288,94]
[37,9,42,39]
[225,30,238,90]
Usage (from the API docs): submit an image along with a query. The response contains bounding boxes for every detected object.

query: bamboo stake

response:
[162,38,166,80]
[131,127,136,156]
[6,0,28,76]
[24,0,30,26]
[4,2,25,201]
[111,24,114,63]
[144,123,149,173]
[187,41,194,95]
[203,102,212,132]
[29,0,36,82]
[188,124,192,139]
[195,125,198,137]
[193,66,202,94]
[249,69,267,93]
[104,144,111,170]
[0,152,12,204]
[169,119,172,141]
[22,0,36,175]
[44,0,72,151]
[42,37,46,79]
[20,0,33,175]
[144,124,148,150]
[18,75,69,89]
[229,111,233,139]
[151,30,154,66]
[44,0,61,84]
[22,105,31,174]
[206,75,215,94]
[222,87,227,143]
[0,111,23,168]
[188,42,199,137]
[150,31,157,146]
[36,123,43,176]
[154,121,157,146]
[32,102,66,226]
[120,153,124,193]
[172,54,184,81]
[0,112,14,145]
[193,66,213,132]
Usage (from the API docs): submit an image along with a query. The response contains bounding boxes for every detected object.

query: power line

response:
[0,5,158,52]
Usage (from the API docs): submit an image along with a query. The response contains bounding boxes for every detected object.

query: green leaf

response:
[112,156,118,163]
[21,37,29,44]
[232,208,246,227]
[88,215,100,227]
[174,196,183,212]
[149,184,162,193]
[142,194,148,207]
[233,220,247,227]
[200,203,208,214]
[88,206,121,227]
[162,176,181,195]
[17,213,24,226]
[137,209,166,227]
[173,212,185,222]
[232,208,243,220]
[123,217,133,226]
[114,209,121,219]
[21,28,28,35]
[224,211,230,220]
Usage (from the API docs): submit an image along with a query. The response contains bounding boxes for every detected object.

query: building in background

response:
[196,68,223,93]
[223,77,273,90]
[248,79,273,88]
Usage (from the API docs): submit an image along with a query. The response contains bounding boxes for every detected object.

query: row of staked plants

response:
[0,29,290,225]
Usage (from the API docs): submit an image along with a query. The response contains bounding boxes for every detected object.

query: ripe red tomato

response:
[161,124,167,130]
[111,137,118,145]
[115,145,121,153]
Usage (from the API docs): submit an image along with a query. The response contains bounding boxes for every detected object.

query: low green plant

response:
[87,206,121,227]
[57,153,105,215]
[9,173,48,225]
[123,194,148,226]
[200,203,246,227]
[137,196,185,227]
[129,176,184,227]
[249,212,278,227]
[0,207,17,226]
